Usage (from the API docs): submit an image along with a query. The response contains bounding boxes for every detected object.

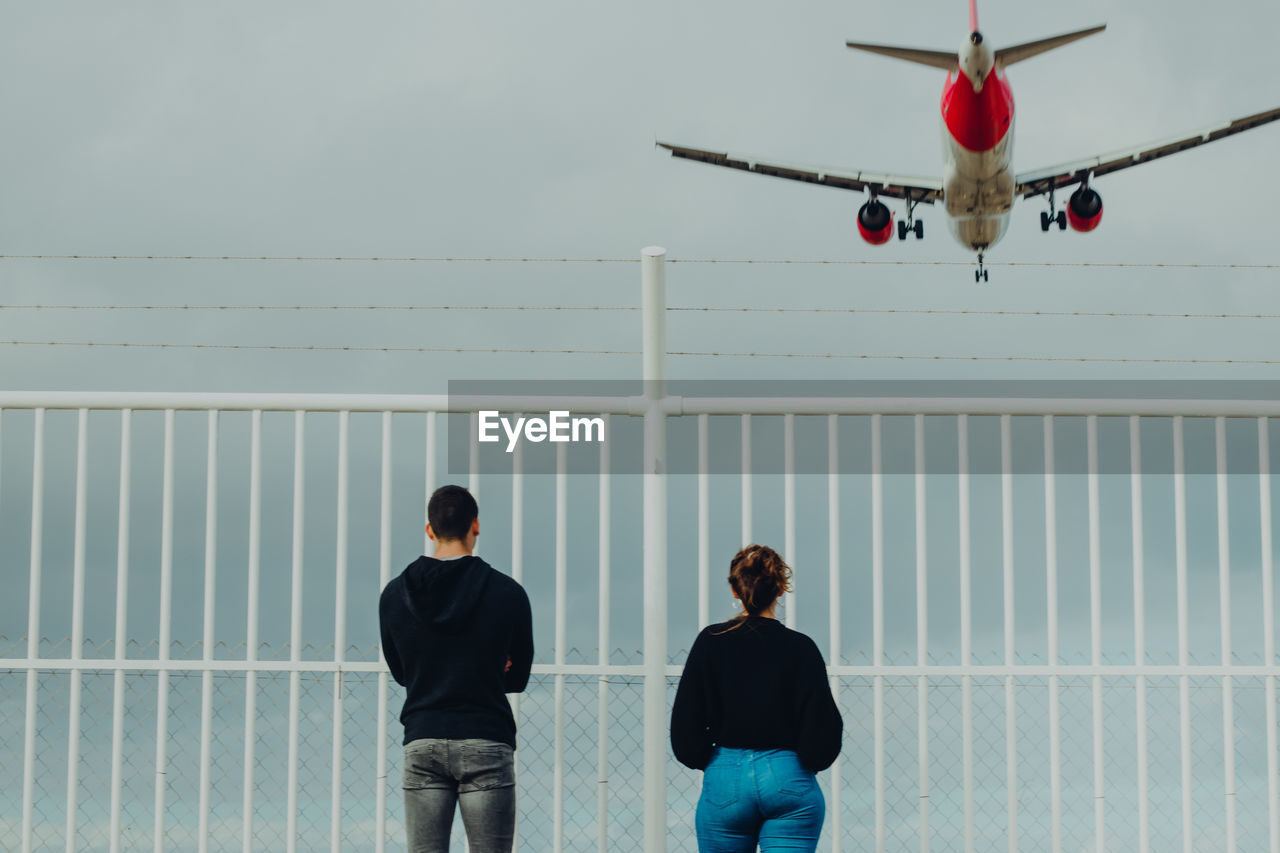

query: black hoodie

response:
[379,555,534,747]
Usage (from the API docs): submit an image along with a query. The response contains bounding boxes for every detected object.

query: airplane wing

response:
[657,141,944,203]
[1015,105,1280,199]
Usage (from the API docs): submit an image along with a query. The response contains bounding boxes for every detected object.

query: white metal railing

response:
[3,250,1280,852]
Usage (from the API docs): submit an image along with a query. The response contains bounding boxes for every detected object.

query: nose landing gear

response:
[975,252,989,282]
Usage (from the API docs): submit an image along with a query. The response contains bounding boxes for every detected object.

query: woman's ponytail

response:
[715,544,792,632]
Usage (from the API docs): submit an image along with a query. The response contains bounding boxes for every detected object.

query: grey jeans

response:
[402,738,516,853]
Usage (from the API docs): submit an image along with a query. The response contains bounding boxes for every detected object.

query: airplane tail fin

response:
[969,0,978,34]
[995,24,1106,66]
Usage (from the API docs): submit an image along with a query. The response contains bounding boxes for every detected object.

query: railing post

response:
[641,246,668,853]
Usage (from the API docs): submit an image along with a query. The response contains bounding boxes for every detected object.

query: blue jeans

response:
[402,738,516,853]
[695,747,825,852]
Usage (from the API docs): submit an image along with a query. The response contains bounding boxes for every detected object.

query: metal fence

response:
[3,251,1280,852]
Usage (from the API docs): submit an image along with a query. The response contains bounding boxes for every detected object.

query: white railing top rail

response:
[3,390,1280,417]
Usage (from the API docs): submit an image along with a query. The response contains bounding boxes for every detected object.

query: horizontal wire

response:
[0,254,637,263]
[671,260,1280,269]
[0,340,639,355]
[2,253,1279,268]
[3,339,1278,364]
[5,303,1280,320]
[671,306,1280,320]
[667,351,1280,364]
[0,303,634,312]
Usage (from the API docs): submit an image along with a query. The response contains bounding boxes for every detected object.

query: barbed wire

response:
[674,259,1280,269]
[0,338,640,350]
[7,303,1280,321]
[672,306,1280,320]
[4,339,1278,364]
[0,303,633,312]
[0,254,638,263]
[2,253,1279,268]
[667,351,1280,364]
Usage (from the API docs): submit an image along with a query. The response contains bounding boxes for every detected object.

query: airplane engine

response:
[1066,186,1103,232]
[857,200,894,245]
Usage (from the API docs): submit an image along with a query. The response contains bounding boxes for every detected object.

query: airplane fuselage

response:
[940,34,1015,252]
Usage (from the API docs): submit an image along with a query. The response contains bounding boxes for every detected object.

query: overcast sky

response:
[2,0,1280,392]
[4,2,1280,849]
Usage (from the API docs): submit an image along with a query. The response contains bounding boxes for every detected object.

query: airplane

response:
[657,0,1280,281]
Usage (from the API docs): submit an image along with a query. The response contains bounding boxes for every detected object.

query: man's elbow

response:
[505,669,532,693]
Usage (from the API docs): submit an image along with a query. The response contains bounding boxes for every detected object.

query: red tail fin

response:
[969,0,979,32]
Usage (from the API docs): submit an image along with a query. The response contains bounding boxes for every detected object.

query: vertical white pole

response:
[785,413,797,629]
[21,407,45,853]
[598,415,611,853]
[915,414,929,853]
[641,246,668,853]
[243,410,263,853]
[554,442,567,853]
[376,412,392,853]
[1216,417,1237,853]
[469,411,480,501]
[829,414,843,853]
[332,410,350,853]
[510,414,524,853]
[1001,414,1016,853]
[741,414,752,545]
[64,408,89,853]
[1259,417,1279,853]
[154,409,175,853]
[1131,416,1150,853]
[1044,415,1061,853]
[109,410,132,853]
[1087,416,1106,853]
[1174,417,1193,853]
[698,414,710,628]
[426,412,437,554]
[287,412,306,853]
[872,414,885,853]
[198,411,219,853]
[958,415,974,853]
[511,419,523,588]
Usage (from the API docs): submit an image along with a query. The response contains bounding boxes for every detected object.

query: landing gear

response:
[1039,188,1067,231]
[1040,209,1066,231]
[897,194,925,240]
[897,219,924,239]
[975,252,989,282]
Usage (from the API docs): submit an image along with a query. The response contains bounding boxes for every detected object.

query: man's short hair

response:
[428,485,479,542]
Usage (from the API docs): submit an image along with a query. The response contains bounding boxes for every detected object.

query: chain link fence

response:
[3,639,1276,851]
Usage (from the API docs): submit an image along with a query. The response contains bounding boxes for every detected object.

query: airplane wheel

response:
[914,220,924,239]
[1040,211,1050,232]
[897,220,908,240]
[984,270,989,282]
[1056,211,1067,230]
[975,270,981,283]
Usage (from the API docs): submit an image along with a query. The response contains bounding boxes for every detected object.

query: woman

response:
[671,544,843,852]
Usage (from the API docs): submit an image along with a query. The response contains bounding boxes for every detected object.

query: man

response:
[379,484,534,853]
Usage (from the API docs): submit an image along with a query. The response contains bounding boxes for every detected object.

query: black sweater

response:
[670,616,843,772]
[379,555,534,748]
